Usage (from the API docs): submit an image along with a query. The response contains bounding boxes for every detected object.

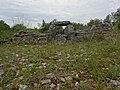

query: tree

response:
[40,23,50,33]
[12,24,26,31]
[113,8,120,22]
[39,20,50,33]
[0,20,13,39]
[104,15,111,24]
[87,19,102,26]
[72,23,85,30]
[41,19,46,27]
[111,8,120,30]
[114,19,120,30]
[0,20,10,31]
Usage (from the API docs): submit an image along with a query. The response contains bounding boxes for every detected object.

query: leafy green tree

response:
[114,19,120,30]
[0,20,11,39]
[72,23,85,30]
[40,23,50,33]
[112,8,120,30]
[87,19,102,26]
[113,8,120,21]
[41,19,46,27]
[104,15,111,24]
[0,20,10,31]
[12,24,26,31]
[40,20,50,33]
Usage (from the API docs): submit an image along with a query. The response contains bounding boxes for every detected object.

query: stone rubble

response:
[1,20,112,44]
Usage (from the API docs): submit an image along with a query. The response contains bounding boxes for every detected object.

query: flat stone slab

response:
[54,21,71,26]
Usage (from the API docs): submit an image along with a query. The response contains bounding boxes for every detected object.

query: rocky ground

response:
[0,40,120,90]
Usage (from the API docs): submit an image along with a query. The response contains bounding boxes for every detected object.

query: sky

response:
[0,0,120,27]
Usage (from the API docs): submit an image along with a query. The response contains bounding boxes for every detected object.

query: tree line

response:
[0,8,120,39]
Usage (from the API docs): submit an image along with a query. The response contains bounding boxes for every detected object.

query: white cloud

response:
[0,0,120,27]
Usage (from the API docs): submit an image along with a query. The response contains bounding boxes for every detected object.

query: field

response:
[0,36,120,90]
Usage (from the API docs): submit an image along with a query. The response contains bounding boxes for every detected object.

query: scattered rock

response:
[24,45,28,47]
[22,68,27,71]
[50,83,56,88]
[19,84,27,90]
[34,83,38,88]
[46,73,55,79]
[56,59,62,62]
[38,34,47,44]
[28,64,34,67]
[80,71,85,74]
[9,60,14,63]
[58,67,64,71]
[75,74,79,78]
[42,63,47,68]
[84,58,91,61]
[51,77,59,85]
[42,63,47,66]
[56,51,62,56]
[6,83,13,90]
[56,84,60,90]
[41,79,51,84]
[59,77,65,82]
[0,70,4,78]
[18,76,24,80]
[38,66,42,69]
[75,82,79,86]
[110,79,120,87]
[0,64,3,68]
[65,76,72,81]
[66,54,71,59]
[19,62,23,64]
[16,70,20,76]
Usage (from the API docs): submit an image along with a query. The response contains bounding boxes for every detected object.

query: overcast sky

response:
[0,0,120,27]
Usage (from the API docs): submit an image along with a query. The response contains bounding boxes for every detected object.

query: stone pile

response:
[48,21,79,42]
[1,20,112,44]
[12,30,47,44]
[12,30,37,43]
[47,20,112,42]
[86,23,112,39]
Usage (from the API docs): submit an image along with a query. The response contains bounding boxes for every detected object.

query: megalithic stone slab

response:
[54,21,71,26]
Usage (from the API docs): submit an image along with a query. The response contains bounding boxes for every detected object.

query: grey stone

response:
[46,73,55,79]
[59,77,65,82]
[75,82,79,86]
[50,83,56,88]
[110,80,120,86]
[41,79,51,84]
[0,70,4,78]
[0,64,3,68]
[6,83,13,90]
[19,84,27,90]
[38,36,47,43]
[65,76,72,81]
[56,84,60,90]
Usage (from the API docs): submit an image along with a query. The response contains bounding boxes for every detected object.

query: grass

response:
[0,35,120,90]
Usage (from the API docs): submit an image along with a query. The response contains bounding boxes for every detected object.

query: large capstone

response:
[54,21,71,26]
